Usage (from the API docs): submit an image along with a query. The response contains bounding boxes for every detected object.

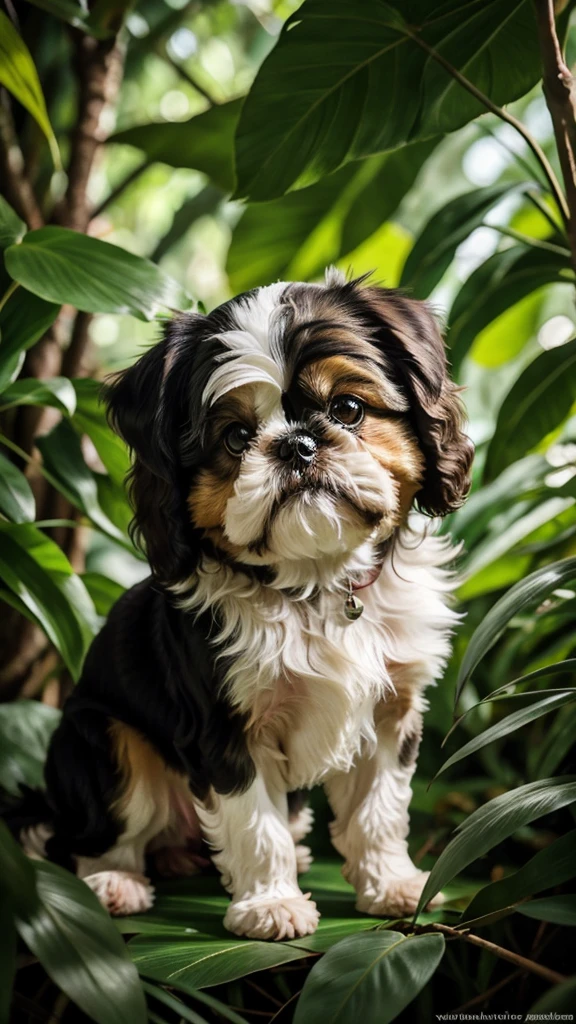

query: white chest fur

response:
[176,528,459,790]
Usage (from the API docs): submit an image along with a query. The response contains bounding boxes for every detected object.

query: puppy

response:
[23,271,472,940]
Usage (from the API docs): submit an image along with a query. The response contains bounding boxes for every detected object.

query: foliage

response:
[1,0,576,1021]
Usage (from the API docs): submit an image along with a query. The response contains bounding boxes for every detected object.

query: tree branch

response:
[534,0,576,266]
[430,923,568,986]
[0,90,43,229]
[90,157,150,218]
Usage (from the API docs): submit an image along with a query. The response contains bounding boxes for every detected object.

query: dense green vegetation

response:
[1,0,576,1020]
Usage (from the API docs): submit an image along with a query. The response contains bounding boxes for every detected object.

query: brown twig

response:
[534,0,576,268]
[0,90,43,229]
[161,49,217,106]
[90,158,150,219]
[430,923,568,986]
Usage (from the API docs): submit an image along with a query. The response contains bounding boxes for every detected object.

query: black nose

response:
[277,431,317,466]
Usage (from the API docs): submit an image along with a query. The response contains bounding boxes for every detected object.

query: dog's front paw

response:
[224,892,319,941]
[83,870,155,916]
[357,871,444,918]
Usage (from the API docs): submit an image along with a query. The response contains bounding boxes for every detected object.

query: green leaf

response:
[228,143,434,293]
[436,691,576,780]
[0,376,76,415]
[131,934,310,990]
[5,228,189,321]
[0,451,35,523]
[293,930,445,1024]
[416,777,576,916]
[110,99,243,193]
[22,0,93,32]
[0,196,25,250]
[518,895,576,925]
[235,0,542,200]
[531,703,576,779]
[143,982,248,1024]
[530,977,576,1013]
[72,378,130,487]
[0,11,60,169]
[82,572,125,616]
[455,557,576,704]
[484,339,576,480]
[448,246,572,373]
[37,419,127,543]
[17,860,147,1024]
[0,290,60,392]
[0,890,16,1024]
[400,184,520,299]
[0,820,38,918]
[0,522,98,679]
[0,700,60,797]
[288,918,382,952]
[461,830,576,925]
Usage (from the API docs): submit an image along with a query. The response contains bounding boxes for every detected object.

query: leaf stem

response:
[488,224,572,257]
[0,279,20,315]
[90,158,151,219]
[429,923,568,985]
[404,26,570,228]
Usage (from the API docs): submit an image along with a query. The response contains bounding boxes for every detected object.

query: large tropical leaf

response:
[484,339,576,480]
[110,99,242,193]
[461,830,576,925]
[293,930,445,1024]
[0,196,25,251]
[0,11,60,168]
[0,451,35,524]
[0,290,60,392]
[0,377,76,416]
[400,183,523,299]
[517,895,576,925]
[455,557,576,703]
[235,0,543,200]
[72,378,130,487]
[448,245,573,372]
[416,777,576,915]
[5,228,189,321]
[0,700,60,797]
[228,142,435,292]
[0,522,98,679]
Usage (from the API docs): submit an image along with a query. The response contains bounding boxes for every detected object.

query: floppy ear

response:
[362,286,474,517]
[104,324,198,584]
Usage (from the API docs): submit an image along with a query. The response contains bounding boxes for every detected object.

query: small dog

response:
[23,271,472,940]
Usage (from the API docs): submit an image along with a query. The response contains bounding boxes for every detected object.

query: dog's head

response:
[106,272,473,584]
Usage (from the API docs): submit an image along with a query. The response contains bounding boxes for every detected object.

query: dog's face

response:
[107,273,473,583]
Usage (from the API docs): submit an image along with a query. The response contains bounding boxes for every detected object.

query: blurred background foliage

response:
[1,0,576,1021]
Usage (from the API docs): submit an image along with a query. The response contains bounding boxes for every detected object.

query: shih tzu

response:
[22,271,473,940]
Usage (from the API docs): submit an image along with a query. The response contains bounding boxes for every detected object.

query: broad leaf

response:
[17,859,147,1024]
[72,378,130,487]
[228,142,434,292]
[82,572,125,616]
[0,11,60,168]
[143,981,248,1024]
[130,934,310,990]
[484,339,576,480]
[416,777,576,916]
[0,196,25,250]
[0,700,60,797]
[455,558,576,703]
[0,820,38,918]
[37,419,127,542]
[5,228,189,321]
[293,930,445,1024]
[235,0,543,199]
[436,691,576,780]
[400,183,521,299]
[448,246,572,372]
[518,895,576,925]
[0,376,76,416]
[0,290,60,392]
[110,99,243,193]
[530,977,576,1013]
[461,830,576,925]
[0,451,35,523]
[0,522,98,679]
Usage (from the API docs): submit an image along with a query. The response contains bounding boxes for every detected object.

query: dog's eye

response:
[224,423,252,456]
[329,394,365,427]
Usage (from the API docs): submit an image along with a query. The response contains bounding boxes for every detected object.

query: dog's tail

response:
[1,785,53,858]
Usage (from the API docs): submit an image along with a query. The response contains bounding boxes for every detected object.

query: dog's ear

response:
[104,319,201,584]
[361,286,474,517]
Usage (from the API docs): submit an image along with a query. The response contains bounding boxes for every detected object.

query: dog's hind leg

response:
[287,790,314,874]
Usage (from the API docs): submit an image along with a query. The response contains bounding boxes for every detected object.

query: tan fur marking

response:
[109,721,170,822]
[300,355,405,411]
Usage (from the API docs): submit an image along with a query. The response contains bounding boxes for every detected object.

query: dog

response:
[21,270,473,940]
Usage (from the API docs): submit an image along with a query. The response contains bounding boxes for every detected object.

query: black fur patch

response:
[398,729,421,768]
